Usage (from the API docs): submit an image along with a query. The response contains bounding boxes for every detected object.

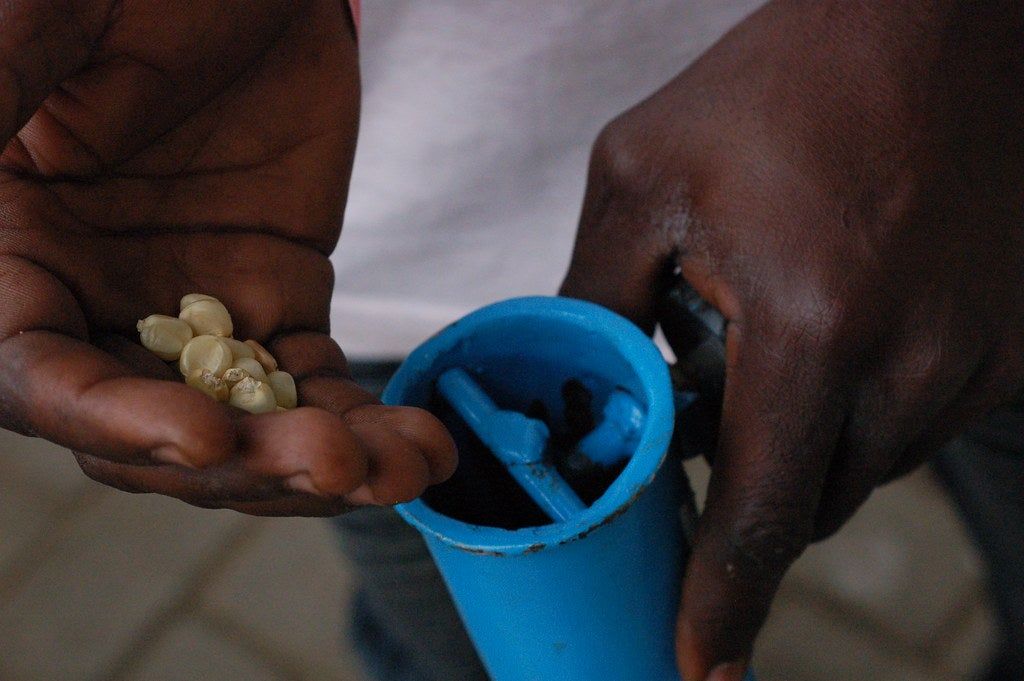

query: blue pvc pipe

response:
[385,297,755,681]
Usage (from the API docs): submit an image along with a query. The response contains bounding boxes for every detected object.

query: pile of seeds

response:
[137,294,296,414]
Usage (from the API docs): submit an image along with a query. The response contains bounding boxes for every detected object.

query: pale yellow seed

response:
[266,371,297,409]
[179,335,233,377]
[276,406,287,412]
[186,368,229,402]
[231,357,267,383]
[222,337,255,360]
[180,299,233,337]
[221,367,250,388]
[137,314,193,361]
[229,377,277,414]
[244,339,278,373]
[179,293,218,311]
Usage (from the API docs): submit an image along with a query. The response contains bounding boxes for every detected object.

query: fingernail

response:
[346,484,378,506]
[708,660,747,681]
[285,473,320,495]
[153,445,195,468]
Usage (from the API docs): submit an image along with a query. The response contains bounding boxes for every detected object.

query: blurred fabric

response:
[331,0,761,357]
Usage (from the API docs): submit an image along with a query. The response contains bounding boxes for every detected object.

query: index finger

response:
[677,317,845,681]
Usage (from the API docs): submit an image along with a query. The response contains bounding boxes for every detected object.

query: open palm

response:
[0,0,455,515]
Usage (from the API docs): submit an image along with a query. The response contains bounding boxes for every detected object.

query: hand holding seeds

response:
[137,294,296,413]
[0,282,455,518]
[0,1,454,517]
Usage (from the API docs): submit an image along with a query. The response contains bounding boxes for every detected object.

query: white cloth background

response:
[331,0,761,358]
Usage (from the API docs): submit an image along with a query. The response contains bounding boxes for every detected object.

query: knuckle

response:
[724,515,810,578]
[775,296,847,353]
[591,116,648,198]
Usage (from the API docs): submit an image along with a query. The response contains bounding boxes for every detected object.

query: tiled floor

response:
[0,429,994,681]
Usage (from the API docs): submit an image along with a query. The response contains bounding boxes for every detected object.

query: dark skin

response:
[3,1,1022,679]
[0,0,456,515]
[562,1,1024,679]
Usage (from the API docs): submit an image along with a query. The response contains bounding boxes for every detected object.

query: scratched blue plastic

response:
[385,297,755,681]
[436,367,585,522]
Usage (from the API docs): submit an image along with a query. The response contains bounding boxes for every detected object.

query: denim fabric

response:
[332,507,490,681]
